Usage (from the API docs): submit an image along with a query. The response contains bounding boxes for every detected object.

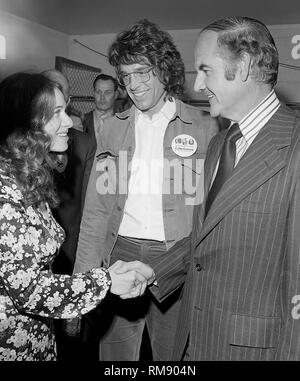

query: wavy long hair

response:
[108,19,185,98]
[0,72,60,208]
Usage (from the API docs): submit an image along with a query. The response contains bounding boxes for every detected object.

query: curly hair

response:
[202,16,279,87]
[0,72,60,208]
[108,19,185,98]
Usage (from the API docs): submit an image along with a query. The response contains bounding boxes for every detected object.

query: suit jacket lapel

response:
[194,108,291,247]
[191,130,227,245]
[203,129,227,197]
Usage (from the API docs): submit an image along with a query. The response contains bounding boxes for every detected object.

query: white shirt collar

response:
[135,96,176,123]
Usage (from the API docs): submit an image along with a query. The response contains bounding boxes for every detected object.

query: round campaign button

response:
[171,134,197,157]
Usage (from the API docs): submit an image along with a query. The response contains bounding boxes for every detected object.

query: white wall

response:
[69,33,115,76]
[0,10,69,80]
[1,11,299,104]
[69,25,300,104]
[270,24,300,103]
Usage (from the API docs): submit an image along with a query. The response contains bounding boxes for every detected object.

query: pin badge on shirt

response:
[171,134,197,157]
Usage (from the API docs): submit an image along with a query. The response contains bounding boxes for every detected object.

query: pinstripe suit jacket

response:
[153,105,300,360]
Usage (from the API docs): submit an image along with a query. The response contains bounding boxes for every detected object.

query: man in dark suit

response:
[50,130,95,275]
[118,16,300,361]
[83,74,118,146]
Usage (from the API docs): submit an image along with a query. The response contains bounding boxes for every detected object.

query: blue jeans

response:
[98,235,186,361]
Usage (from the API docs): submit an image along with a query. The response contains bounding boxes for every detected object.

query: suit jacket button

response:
[195,264,203,271]
[117,206,122,211]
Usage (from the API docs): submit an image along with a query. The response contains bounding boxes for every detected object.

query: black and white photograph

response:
[0,0,300,366]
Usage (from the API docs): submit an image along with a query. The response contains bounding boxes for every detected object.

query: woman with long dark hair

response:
[0,72,146,361]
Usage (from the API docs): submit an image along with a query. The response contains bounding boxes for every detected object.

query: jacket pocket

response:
[229,313,281,348]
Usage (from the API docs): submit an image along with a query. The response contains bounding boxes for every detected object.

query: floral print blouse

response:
[0,172,111,361]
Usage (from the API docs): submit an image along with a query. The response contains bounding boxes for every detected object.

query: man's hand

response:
[112,260,156,299]
[108,260,148,298]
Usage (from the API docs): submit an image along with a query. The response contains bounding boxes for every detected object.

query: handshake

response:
[108,260,156,299]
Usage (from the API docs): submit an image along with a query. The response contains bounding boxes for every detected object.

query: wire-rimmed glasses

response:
[117,66,154,86]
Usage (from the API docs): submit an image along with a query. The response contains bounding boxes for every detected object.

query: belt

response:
[118,235,165,245]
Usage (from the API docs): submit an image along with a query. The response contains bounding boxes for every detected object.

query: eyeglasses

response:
[117,66,154,86]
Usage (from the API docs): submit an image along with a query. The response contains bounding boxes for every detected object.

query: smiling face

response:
[120,62,166,118]
[44,88,73,152]
[194,30,246,121]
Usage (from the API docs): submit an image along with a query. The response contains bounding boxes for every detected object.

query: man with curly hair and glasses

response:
[73,19,219,361]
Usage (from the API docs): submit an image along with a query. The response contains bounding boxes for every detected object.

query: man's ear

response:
[239,52,252,82]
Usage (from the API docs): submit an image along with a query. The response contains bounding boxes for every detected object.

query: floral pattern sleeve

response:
[0,175,111,320]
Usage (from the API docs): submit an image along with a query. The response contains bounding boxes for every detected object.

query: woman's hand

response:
[108,260,148,298]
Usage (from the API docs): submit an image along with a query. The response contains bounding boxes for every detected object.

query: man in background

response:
[83,73,119,145]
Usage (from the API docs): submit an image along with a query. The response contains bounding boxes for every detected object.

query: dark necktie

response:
[205,123,242,217]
